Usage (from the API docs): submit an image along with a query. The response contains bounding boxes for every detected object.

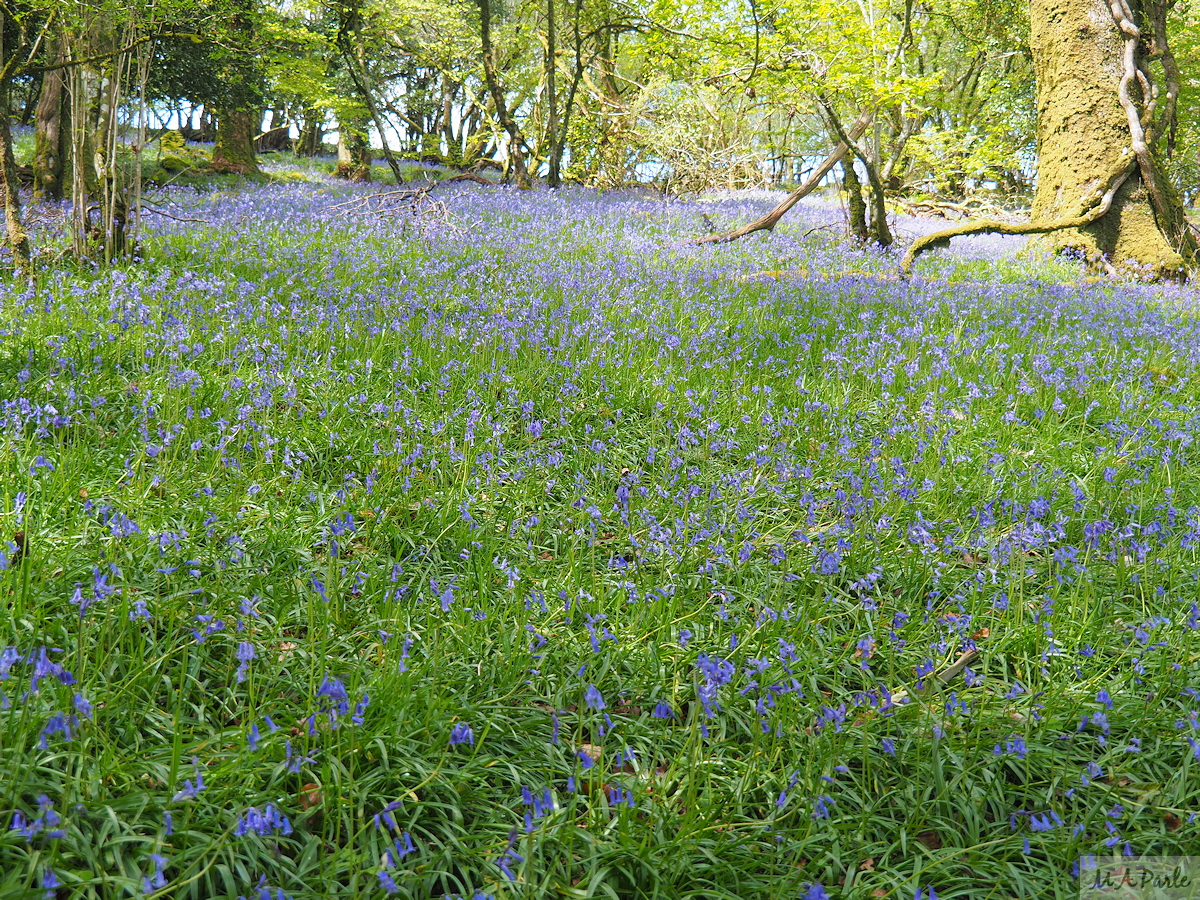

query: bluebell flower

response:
[352,693,369,725]
[495,828,523,881]
[449,722,474,746]
[41,867,59,899]
[143,853,168,891]
[234,803,292,837]
[235,642,255,683]
[378,871,399,894]
[285,740,315,773]
[172,759,206,802]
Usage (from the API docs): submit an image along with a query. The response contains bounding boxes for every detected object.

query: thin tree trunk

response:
[335,8,406,185]
[822,96,892,246]
[544,0,559,187]
[441,74,457,164]
[548,0,585,186]
[480,0,531,188]
[0,23,30,274]
[696,107,874,244]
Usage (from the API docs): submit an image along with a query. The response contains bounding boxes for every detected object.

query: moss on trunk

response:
[211,107,260,175]
[335,108,371,182]
[1029,0,1195,277]
[33,41,67,202]
[842,161,869,243]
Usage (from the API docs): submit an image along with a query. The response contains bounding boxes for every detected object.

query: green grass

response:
[1,171,1199,900]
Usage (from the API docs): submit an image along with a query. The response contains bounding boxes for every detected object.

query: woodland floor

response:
[2,160,1200,899]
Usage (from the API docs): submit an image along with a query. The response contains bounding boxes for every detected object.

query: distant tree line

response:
[1,0,1197,275]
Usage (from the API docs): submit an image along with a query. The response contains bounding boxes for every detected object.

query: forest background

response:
[10,0,1200,264]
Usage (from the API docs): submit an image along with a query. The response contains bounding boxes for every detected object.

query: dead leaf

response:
[1165,812,1182,832]
[300,783,321,810]
[859,858,875,872]
[917,829,942,850]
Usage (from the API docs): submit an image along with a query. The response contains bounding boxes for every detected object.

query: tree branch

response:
[694,105,875,245]
[900,157,1137,276]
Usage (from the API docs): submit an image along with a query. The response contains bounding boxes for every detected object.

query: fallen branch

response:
[329,173,495,216]
[900,157,1138,277]
[694,106,874,245]
[139,204,210,225]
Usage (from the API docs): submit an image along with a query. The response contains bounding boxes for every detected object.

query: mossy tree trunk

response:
[335,108,371,181]
[211,106,260,174]
[33,40,68,201]
[1030,0,1197,275]
[841,160,869,242]
[0,17,30,274]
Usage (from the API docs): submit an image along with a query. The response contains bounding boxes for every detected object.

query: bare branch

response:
[694,106,875,245]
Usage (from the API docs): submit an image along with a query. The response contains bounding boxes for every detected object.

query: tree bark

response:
[822,97,892,246]
[0,22,30,274]
[336,108,371,181]
[544,0,559,187]
[480,0,531,188]
[211,106,260,174]
[841,160,869,242]
[1028,0,1196,276]
[33,39,67,201]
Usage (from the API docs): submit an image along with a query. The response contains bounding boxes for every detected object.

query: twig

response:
[331,173,495,217]
[139,204,209,225]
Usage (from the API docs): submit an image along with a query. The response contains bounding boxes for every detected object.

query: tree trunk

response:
[441,75,458,165]
[298,109,323,156]
[211,106,260,174]
[545,0,559,187]
[479,0,531,188]
[0,24,30,274]
[335,109,371,181]
[821,96,892,246]
[21,72,42,126]
[33,42,68,201]
[1030,0,1196,276]
[842,160,869,242]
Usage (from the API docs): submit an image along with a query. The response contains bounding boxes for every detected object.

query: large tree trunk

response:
[33,43,68,201]
[335,108,371,181]
[211,107,260,174]
[1029,0,1196,276]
